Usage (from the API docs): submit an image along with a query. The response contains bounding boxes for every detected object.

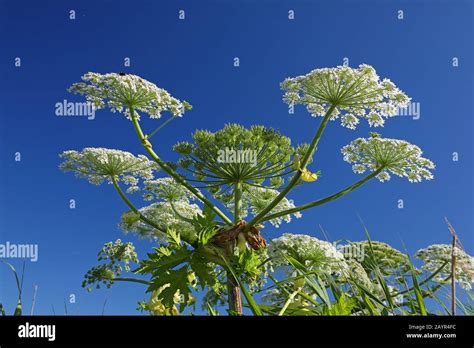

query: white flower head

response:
[268,233,346,274]
[281,64,410,129]
[59,147,159,185]
[119,201,201,242]
[341,133,435,182]
[142,177,198,203]
[68,72,192,120]
[227,186,302,228]
[415,244,474,290]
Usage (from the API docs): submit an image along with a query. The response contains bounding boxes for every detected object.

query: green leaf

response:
[189,253,217,289]
[166,228,181,248]
[193,205,218,246]
[148,266,191,308]
[408,256,427,316]
[362,294,380,316]
[238,249,261,278]
[284,254,331,308]
[2,261,23,315]
[207,303,219,316]
[323,293,356,316]
[138,248,193,275]
[14,299,22,316]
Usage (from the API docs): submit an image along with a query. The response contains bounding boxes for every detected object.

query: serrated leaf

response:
[148,266,192,308]
[138,248,192,275]
[189,254,217,289]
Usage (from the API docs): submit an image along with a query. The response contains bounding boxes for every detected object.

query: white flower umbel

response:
[142,177,198,203]
[281,64,410,129]
[415,244,474,290]
[268,233,346,274]
[119,201,201,242]
[59,148,159,185]
[227,186,302,228]
[341,133,435,182]
[68,72,191,120]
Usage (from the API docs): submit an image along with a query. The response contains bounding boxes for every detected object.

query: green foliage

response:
[1,261,24,316]
[192,205,219,246]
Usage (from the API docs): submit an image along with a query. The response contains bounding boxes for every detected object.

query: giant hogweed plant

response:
[60,65,443,315]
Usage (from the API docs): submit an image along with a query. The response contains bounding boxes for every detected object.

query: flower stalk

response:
[260,167,383,223]
[128,106,233,225]
[244,104,336,231]
[111,176,166,233]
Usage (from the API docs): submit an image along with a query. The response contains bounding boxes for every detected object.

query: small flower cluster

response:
[59,148,159,185]
[68,72,191,120]
[227,186,302,228]
[119,201,201,242]
[341,133,435,182]
[415,244,474,290]
[82,239,138,290]
[281,64,410,129]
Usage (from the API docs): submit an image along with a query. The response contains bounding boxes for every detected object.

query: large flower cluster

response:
[59,148,159,185]
[119,201,201,242]
[267,233,346,274]
[340,241,411,275]
[265,235,406,309]
[226,186,302,228]
[281,64,410,129]
[415,244,474,290]
[173,124,304,189]
[68,72,191,119]
[341,133,435,182]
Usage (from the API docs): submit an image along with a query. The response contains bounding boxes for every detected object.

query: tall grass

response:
[1,261,25,316]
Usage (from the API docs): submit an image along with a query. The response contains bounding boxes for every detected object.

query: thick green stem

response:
[227,181,244,314]
[234,182,242,223]
[243,105,336,231]
[128,107,233,225]
[260,168,383,223]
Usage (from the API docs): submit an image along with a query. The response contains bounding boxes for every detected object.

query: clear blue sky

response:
[0,0,472,315]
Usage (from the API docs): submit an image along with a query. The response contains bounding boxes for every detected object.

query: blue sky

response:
[0,0,472,315]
